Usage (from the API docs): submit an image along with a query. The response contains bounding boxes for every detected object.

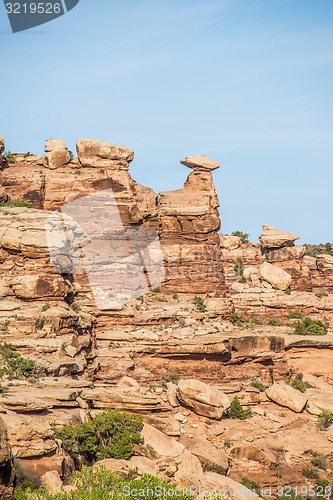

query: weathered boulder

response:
[259,224,300,248]
[40,470,63,494]
[136,423,184,463]
[44,139,68,152]
[180,155,220,171]
[43,150,70,170]
[265,383,308,412]
[202,473,261,500]
[0,135,4,154]
[177,379,230,419]
[219,235,242,250]
[76,138,134,168]
[259,262,292,290]
[167,382,180,407]
[180,435,229,475]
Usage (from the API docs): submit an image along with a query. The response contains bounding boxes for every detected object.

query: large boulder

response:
[76,138,134,168]
[44,139,68,152]
[180,155,220,171]
[0,187,10,203]
[0,417,15,500]
[259,262,292,290]
[43,150,70,170]
[265,383,308,412]
[176,379,230,419]
[136,423,184,463]
[219,234,242,250]
[259,224,300,248]
[0,135,4,154]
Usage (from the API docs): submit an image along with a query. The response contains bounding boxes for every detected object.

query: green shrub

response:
[224,437,232,448]
[228,396,252,420]
[193,296,207,312]
[0,383,8,394]
[234,257,244,276]
[0,343,38,379]
[231,231,249,242]
[152,287,160,294]
[24,152,33,158]
[238,276,247,284]
[302,466,319,479]
[71,302,80,312]
[162,373,180,384]
[14,466,194,500]
[311,455,327,470]
[0,198,33,208]
[284,288,291,295]
[172,290,179,300]
[0,320,9,332]
[251,317,264,325]
[305,243,333,258]
[318,411,333,431]
[288,311,305,319]
[316,291,329,299]
[42,303,50,312]
[251,379,267,392]
[293,317,327,336]
[56,409,143,464]
[290,378,306,393]
[241,477,261,496]
[230,313,246,326]
[3,151,15,163]
[69,150,74,161]
[267,316,284,326]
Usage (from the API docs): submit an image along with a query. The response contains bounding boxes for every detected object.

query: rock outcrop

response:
[259,225,300,248]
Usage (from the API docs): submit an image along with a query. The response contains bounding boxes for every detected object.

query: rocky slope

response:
[0,135,333,498]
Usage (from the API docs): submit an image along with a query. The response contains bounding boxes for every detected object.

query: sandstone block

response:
[181,155,220,171]
[265,383,307,412]
[259,224,300,248]
[43,150,70,170]
[177,379,230,419]
[0,135,4,154]
[76,138,134,168]
[259,261,292,290]
[44,139,68,152]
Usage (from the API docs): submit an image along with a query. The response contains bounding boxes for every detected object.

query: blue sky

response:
[1,0,332,244]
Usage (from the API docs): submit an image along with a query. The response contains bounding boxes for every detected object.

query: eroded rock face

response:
[177,379,230,419]
[259,262,292,290]
[0,417,14,500]
[259,225,300,248]
[265,383,308,412]
[76,138,134,168]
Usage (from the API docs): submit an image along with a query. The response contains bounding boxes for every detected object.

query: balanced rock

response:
[219,234,242,250]
[76,138,134,168]
[44,138,68,152]
[0,135,4,154]
[259,224,300,248]
[177,379,230,419]
[180,155,220,171]
[265,383,308,412]
[259,262,292,290]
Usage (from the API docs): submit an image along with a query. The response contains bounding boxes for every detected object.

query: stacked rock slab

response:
[156,155,226,293]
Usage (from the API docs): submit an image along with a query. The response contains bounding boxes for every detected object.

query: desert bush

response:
[71,302,80,312]
[251,317,264,325]
[311,455,327,470]
[316,291,329,299]
[152,287,160,294]
[162,373,180,384]
[288,311,305,319]
[302,466,319,480]
[228,396,252,420]
[231,231,249,242]
[234,257,244,276]
[3,151,15,163]
[241,477,261,496]
[267,316,284,326]
[290,378,306,393]
[230,313,246,326]
[293,317,327,336]
[284,288,291,295]
[193,296,207,312]
[42,303,50,312]
[251,378,267,392]
[0,197,33,208]
[0,343,38,379]
[305,243,333,258]
[56,409,143,464]
[14,466,194,500]
[318,411,333,431]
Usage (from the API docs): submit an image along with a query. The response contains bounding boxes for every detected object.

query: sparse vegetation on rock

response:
[228,396,252,420]
[231,231,249,242]
[293,317,327,336]
[0,343,38,379]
